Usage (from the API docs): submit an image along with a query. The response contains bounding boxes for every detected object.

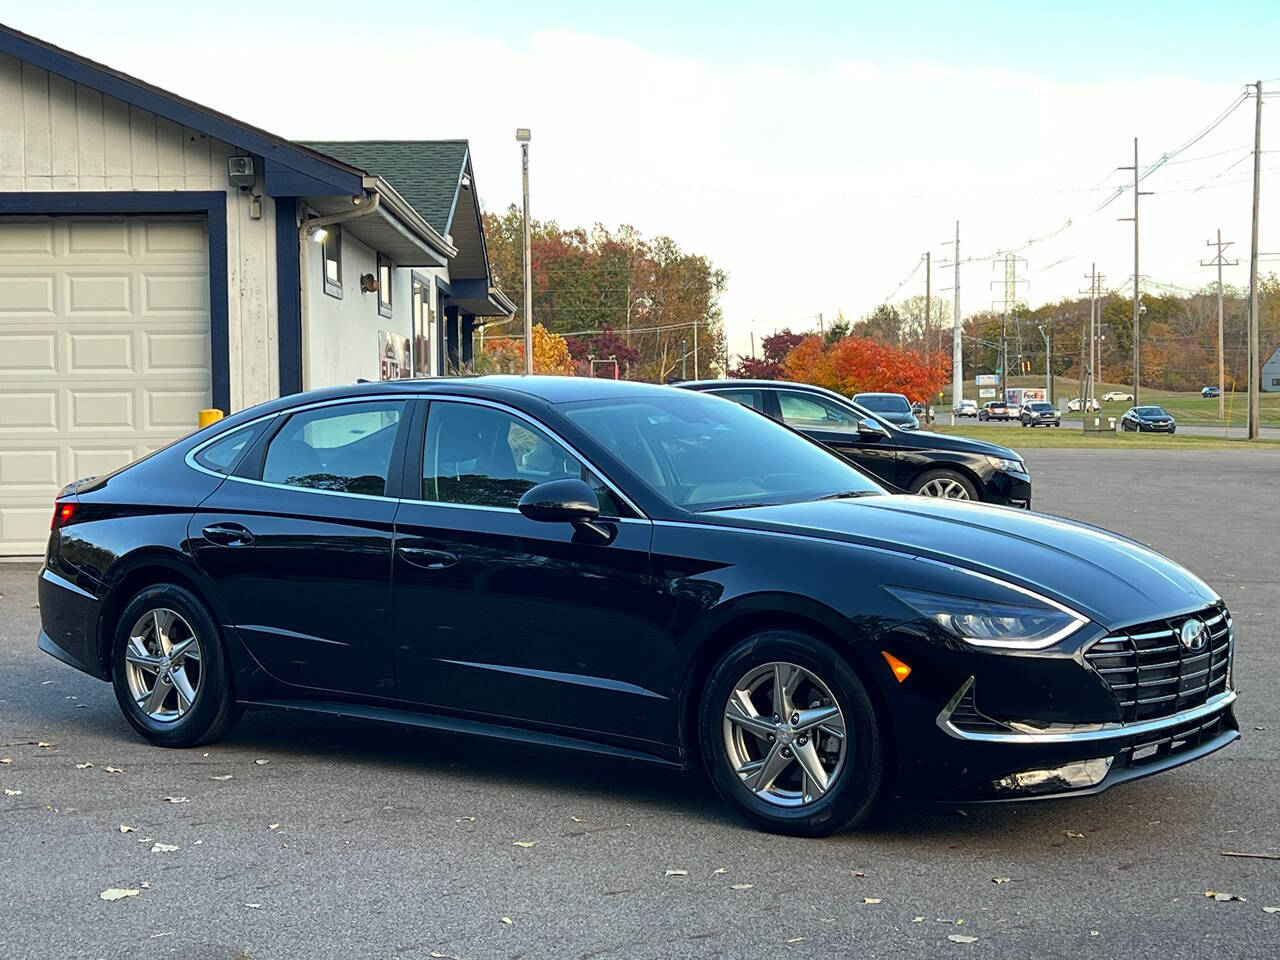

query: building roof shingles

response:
[298,140,469,235]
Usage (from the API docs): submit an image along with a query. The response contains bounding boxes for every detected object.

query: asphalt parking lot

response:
[2,449,1278,960]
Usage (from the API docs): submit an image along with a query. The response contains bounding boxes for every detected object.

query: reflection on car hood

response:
[704,495,1216,627]
[896,429,1021,462]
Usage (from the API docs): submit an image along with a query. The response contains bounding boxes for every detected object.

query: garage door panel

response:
[143,273,207,313]
[0,215,210,554]
[0,448,58,487]
[68,332,134,372]
[0,221,54,255]
[66,273,132,313]
[0,391,58,430]
[0,275,55,313]
[66,219,130,256]
[144,331,209,373]
[70,389,134,430]
[0,334,56,372]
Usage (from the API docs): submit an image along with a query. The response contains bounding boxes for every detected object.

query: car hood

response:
[703,495,1217,628]
[894,428,1022,462]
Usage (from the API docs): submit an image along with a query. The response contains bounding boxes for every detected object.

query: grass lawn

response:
[927,423,1280,451]
[1001,376,1280,427]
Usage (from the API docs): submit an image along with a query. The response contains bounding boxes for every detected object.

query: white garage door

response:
[0,216,211,556]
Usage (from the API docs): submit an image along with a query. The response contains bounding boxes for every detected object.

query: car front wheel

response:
[111,583,242,748]
[699,631,885,836]
[911,469,978,501]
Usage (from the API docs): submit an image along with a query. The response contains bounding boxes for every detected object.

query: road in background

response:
[2,449,1278,959]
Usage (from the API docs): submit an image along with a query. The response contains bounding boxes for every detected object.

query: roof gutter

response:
[297,192,382,390]
[363,176,458,260]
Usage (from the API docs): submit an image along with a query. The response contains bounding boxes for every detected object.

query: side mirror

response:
[517,478,613,542]
[857,417,888,439]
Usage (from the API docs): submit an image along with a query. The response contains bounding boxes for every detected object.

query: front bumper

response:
[923,681,1238,802]
[982,470,1032,509]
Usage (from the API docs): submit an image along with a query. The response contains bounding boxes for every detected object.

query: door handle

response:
[202,522,255,546]
[397,546,458,570]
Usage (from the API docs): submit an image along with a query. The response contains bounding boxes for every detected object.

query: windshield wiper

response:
[700,501,776,512]
[815,490,878,501]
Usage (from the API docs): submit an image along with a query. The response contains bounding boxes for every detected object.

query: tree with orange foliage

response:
[476,323,575,376]
[783,335,950,404]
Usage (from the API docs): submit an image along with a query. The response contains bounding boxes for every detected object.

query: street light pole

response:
[516,127,533,374]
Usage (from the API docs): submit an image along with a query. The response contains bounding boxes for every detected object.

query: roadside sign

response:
[979,388,996,398]
[975,374,999,387]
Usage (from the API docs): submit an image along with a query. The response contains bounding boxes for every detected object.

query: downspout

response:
[297,192,382,390]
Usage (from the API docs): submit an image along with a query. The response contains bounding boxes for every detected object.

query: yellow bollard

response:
[198,408,224,428]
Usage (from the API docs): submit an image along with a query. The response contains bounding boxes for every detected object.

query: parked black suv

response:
[679,380,1032,506]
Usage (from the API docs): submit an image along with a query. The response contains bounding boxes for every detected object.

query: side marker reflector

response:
[882,651,912,683]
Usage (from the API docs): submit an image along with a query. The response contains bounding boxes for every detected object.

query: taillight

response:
[51,501,76,530]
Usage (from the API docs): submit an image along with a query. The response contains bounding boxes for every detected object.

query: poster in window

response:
[378,331,409,380]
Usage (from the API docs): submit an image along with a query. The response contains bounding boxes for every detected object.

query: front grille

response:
[1085,605,1232,722]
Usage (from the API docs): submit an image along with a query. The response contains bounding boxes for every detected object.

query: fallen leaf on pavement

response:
[863,898,881,904]
[500,917,513,925]
[730,883,753,891]
[253,759,270,765]
[512,840,538,848]
[850,870,866,877]
[210,775,233,781]
[37,742,55,748]
[75,762,93,769]
[912,917,925,923]
[948,934,978,944]
[712,867,727,875]
[150,843,178,853]
[150,932,172,939]
[993,877,1011,884]
[571,816,584,823]
[140,882,150,889]
[99,888,140,902]
[161,796,189,804]
[1065,831,1085,840]
[455,816,475,823]
[104,766,123,774]
[1263,907,1279,914]
[246,903,262,909]
[4,788,21,796]
[119,825,135,833]
[786,937,805,944]
[665,869,689,877]
[0,759,10,764]
[268,823,280,831]
[1206,890,1246,902]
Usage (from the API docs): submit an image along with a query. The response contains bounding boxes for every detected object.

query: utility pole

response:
[1202,230,1238,420]
[692,320,699,379]
[923,252,932,423]
[990,253,1026,401]
[1247,81,1263,440]
[952,221,962,407]
[1079,266,1097,404]
[681,338,688,381]
[1080,322,1087,432]
[817,312,824,338]
[1118,138,1152,407]
[516,128,533,374]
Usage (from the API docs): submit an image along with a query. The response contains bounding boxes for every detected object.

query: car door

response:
[190,397,410,697]
[390,397,661,746]
[770,389,900,488]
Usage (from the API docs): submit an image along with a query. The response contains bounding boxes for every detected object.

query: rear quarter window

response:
[193,423,265,475]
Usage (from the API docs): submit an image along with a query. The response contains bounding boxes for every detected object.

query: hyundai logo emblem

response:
[1179,619,1207,652]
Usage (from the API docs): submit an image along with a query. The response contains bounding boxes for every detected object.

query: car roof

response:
[851,392,904,398]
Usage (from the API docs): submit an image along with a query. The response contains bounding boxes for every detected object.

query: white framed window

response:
[377,254,393,318]
[322,227,342,298]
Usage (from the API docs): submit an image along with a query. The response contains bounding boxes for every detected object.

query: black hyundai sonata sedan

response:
[37,377,1236,835]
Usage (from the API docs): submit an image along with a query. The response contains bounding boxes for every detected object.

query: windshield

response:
[561,392,885,511]
[854,394,912,414]
[1135,406,1167,416]
[1028,402,1053,411]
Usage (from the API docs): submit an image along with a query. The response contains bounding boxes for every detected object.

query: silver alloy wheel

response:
[722,661,847,807]
[917,477,971,499]
[123,608,202,723]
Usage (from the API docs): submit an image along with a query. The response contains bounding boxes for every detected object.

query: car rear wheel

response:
[911,469,978,501]
[111,583,242,748]
[698,630,885,836]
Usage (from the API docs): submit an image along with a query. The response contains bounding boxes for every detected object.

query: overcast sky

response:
[10,1,1278,356]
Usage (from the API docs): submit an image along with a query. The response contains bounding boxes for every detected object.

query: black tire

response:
[111,583,242,747]
[698,630,885,836]
[910,468,980,501]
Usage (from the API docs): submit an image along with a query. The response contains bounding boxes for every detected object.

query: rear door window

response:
[261,401,406,496]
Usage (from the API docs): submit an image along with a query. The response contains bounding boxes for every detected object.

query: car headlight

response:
[985,455,1025,474]
[886,586,1088,649]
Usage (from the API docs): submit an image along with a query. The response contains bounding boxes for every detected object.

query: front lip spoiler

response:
[936,677,1238,744]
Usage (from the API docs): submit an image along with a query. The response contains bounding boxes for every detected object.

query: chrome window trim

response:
[185,392,648,519]
[937,676,1237,744]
